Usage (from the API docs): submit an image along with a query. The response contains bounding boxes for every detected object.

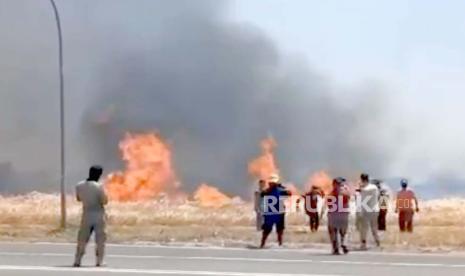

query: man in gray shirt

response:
[254,180,267,231]
[74,165,108,267]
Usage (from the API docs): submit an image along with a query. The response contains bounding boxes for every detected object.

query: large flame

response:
[193,183,232,208]
[105,132,179,201]
[105,131,332,208]
[305,171,332,195]
[248,137,279,182]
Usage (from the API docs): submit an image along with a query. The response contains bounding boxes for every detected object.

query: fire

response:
[193,183,232,208]
[305,171,332,195]
[105,132,179,201]
[248,136,279,183]
[105,132,234,206]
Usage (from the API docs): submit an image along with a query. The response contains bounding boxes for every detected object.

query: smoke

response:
[0,0,394,195]
[78,0,394,196]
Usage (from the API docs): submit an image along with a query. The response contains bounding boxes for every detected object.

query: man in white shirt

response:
[358,173,380,250]
[74,165,108,267]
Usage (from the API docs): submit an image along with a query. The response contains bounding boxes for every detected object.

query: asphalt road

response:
[0,242,464,276]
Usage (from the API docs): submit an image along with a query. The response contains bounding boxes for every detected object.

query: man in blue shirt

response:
[260,174,291,248]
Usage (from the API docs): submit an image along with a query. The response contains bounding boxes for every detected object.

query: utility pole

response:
[49,0,66,229]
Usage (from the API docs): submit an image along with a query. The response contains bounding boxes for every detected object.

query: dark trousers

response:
[308,212,319,232]
[378,209,387,231]
[261,214,285,248]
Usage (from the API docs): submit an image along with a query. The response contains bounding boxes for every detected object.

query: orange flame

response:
[193,183,232,208]
[105,132,179,201]
[248,137,279,182]
[305,171,332,195]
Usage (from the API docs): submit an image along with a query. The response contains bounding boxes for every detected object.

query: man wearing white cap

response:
[260,174,291,248]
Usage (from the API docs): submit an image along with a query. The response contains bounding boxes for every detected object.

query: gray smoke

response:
[0,0,393,196]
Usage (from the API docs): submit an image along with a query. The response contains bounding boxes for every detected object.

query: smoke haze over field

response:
[78,0,395,196]
[2,0,462,197]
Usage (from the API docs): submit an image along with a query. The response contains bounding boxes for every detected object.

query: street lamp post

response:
[49,0,66,229]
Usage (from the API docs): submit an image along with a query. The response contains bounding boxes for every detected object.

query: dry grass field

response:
[1,192,465,252]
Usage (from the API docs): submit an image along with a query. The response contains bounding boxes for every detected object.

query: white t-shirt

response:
[360,183,380,213]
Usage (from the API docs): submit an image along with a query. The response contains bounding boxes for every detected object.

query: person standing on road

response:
[395,179,419,233]
[260,174,291,248]
[74,165,108,267]
[354,188,363,233]
[302,186,324,232]
[358,174,380,250]
[254,180,267,231]
[321,177,351,255]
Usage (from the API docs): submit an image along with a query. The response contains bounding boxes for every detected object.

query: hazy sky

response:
[233,0,465,88]
[232,0,465,182]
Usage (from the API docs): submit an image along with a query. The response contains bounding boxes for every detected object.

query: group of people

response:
[72,166,421,266]
[255,173,420,254]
